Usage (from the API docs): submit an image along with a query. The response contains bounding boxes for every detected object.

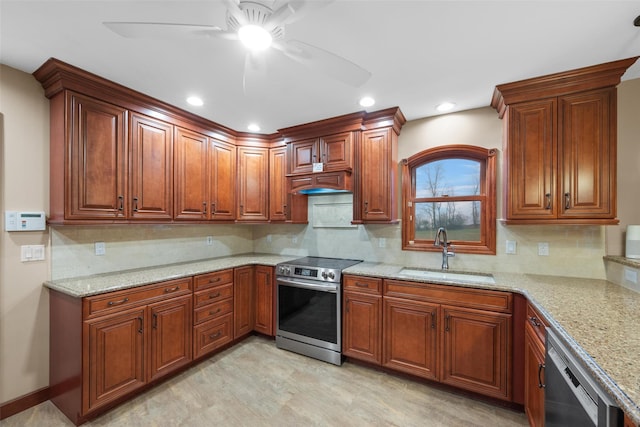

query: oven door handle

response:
[277,278,338,293]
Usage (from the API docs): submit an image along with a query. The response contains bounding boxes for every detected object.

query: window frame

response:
[401,144,497,255]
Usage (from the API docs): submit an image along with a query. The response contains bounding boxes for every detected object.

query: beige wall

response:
[0,65,50,403]
[1,62,639,406]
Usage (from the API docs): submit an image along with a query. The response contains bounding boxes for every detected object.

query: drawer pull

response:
[209,278,221,284]
[208,292,221,299]
[209,331,221,339]
[445,314,451,332]
[108,297,129,306]
[209,308,221,315]
[164,286,180,293]
[137,316,143,333]
[538,363,546,388]
[153,313,158,329]
[529,316,541,327]
[355,282,369,288]
[431,311,436,329]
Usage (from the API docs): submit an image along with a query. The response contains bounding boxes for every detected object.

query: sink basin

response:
[397,268,496,285]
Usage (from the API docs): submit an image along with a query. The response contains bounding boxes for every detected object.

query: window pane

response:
[414,201,481,241]
[415,159,480,198]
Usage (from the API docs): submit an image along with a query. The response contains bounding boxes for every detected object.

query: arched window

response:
[402,145,497,254]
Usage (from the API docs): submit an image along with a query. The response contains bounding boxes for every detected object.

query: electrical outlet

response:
[95,242,106,256]
[538,242,549,256]
[206,236,213,246]
[624,268,638,284]
[291,236,298,244]
[505,240,517,254]
[379,237,386,248]
[266,234,272,243]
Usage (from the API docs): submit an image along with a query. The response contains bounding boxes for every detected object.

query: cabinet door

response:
[209,139,236,220]
[360,128,396,222]
[254,265,274,336]
[558,89,615,219]
[174,127,208,220]
[288,138,317,175]
[507,99,557,220]
[343,291,382,364]
[69,93,127,219]
[148,295,192,381]
[524,322,546,427]
[441,305,511,400]
[320,132,353,171]
[130,113,173,220]
[383,297,438,380]
[234,266,255,338]
[84,308,145,413]
[269,147,288,221]
[237,147,269,221]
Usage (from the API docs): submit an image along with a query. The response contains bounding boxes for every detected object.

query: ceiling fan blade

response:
[242,51,268,95]
[103,22,237,40]
[222,0,248,28]
[273,39,371,87]
[266,0,333,28]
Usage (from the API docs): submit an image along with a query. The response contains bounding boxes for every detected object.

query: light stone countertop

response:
[44,255,640,424]
[344,261,640,425]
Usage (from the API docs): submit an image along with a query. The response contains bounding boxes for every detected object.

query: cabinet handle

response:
[364,201,369,214]
[445,314,450,332]
[164,286,180,293]
[203,202,207,215]
[538,363,546,388]
[209,308,221,315]
[211,203,216,214]
[108,297,129,306]
[152,313,158,329]
[345,298,349,313]
[133,197,139,212]
[283,204,287,217]
[564,192,570,210]
[355,282,369,288]
[529,316,541,327]
[209,292,221,299]
[209,277,221,284]
[545,193,551,210]
[138,316,143,334]
[431,311,436,329]
[240,205,244,215]
[209,331,222,339]
[118,195,124,211]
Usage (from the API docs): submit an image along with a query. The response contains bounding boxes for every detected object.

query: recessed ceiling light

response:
[436,102,456,112]
[359,96,375,107]
[238,25,272,51]
[187,96,203,106]
[247,123,261,132]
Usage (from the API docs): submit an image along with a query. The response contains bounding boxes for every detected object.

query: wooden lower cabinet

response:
[234,266,255,338]
[193,313,234,359]
[441,305,511,400]
[383,297,438,380]
[254,265,275,336]
[524,302,548,426]
[343,291,382,364]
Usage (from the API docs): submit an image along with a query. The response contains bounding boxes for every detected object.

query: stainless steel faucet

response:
[434,227,455,270]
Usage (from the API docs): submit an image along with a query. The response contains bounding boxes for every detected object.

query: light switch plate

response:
[505,240,517,254]
[21,245,45,262]
[538,242,550,256]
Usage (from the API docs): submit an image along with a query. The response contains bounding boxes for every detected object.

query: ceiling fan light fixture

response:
[238,24,272,51]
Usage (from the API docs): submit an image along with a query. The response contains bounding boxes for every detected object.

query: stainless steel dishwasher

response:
[545,328,623,427]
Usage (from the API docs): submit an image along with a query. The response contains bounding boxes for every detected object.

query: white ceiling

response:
[2,1,639,134]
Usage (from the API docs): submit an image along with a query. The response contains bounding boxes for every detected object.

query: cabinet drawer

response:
[193,298,233,325]
[194,283,233,308]
[194,269,234,291]
[526,302,548,343]
[193,313,233,359]
[84,277,193,319]
[344,275,382,295]
[384,279,512,313]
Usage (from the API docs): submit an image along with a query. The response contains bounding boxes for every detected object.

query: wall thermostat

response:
[5,211,46,231]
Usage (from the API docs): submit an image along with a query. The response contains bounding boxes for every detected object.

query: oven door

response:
[276,276,341,352]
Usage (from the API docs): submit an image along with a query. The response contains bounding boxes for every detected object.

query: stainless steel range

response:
[275,256,362,365]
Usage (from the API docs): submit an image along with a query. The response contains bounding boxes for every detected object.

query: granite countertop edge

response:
[43,256,640,424]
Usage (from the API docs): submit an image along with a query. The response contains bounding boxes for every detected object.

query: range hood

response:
[288,170,353,195]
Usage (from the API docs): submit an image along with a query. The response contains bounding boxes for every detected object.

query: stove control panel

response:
[276,264,342,283]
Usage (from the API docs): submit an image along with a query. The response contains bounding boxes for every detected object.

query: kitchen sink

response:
[397,268,496,285]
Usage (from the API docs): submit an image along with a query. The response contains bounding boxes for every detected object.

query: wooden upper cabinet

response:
[288,132,353,175]
[359,128,397,223]
[174,127,209,220]
[209,139,236,221]
[492,57,639,224]
[69,93,128,220]
[130,114,173,220]
[269,147,288,221]
[237,146,269,222]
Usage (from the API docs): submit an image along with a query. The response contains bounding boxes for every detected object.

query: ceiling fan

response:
[103,0,371,88]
